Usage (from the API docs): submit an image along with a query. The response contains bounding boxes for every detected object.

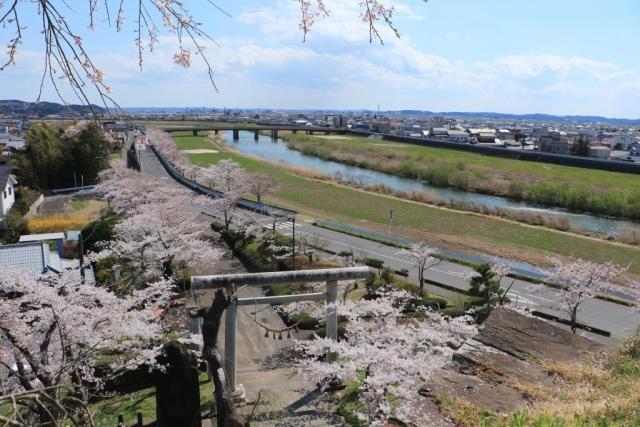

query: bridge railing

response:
[148,144,297,218]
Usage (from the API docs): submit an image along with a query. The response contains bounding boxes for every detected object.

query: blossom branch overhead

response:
[0,1,427,112]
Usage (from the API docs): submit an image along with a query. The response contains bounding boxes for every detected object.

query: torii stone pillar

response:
[191,267,371,394]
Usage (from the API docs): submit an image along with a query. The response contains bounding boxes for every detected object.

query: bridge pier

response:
[254,130,259,141]
[271,129,278,139]
[292,129,297,134]
[325,131,330,135]
[192,130,199,136]
[232,129,239,140]
[214,129,219,135]
[309,130,314,135]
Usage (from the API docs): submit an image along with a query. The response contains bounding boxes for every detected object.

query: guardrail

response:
[51,185,97,195]
[148,144,297,218]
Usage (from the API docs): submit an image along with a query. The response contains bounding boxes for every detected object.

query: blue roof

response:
[0,242,51,273]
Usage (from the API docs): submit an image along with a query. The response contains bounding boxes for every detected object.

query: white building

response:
[0,165,17,219]
[611,134,636,150]
[447,130,470,143]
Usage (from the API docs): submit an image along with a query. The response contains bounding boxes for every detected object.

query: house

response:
[447,130,470,143]
[428,127,449,138]
[466,128,496,143]
[0,240,95,283]
[0,165,17,221]
[19,232,66,254]
[611,134,636,150]
[537,130,573,155]
[496,129,515,141]
[477,132,497,143]
[589,145,611,160]
[0,242,62,274]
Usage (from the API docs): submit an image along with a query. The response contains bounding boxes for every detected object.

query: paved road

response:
[139,147,640,343]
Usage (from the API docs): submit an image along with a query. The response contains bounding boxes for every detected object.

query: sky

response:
[1,0,639,117]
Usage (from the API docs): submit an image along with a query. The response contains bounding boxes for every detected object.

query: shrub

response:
[526,182,566,206]
[82,212,119,253]
[507,181,527,200]
[362,257,384,271]
[450,170,469,190]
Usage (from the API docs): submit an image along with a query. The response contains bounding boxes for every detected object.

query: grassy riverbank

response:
[280,133,640,221]
[171,132,640,277]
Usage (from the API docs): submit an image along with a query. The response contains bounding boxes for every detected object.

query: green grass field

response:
[282,133,640,194]
[172,133,640,276]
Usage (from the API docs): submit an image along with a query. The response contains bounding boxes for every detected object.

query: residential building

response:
[0,242,62,274]
[537,130,573,155]
[429,127,449,138]
[19,232,66,254]
[0,240,95,283]
[496,129,515,141]
[0,165,17,221]
[447,130,470,143]
[589,145,611,160]
[477,132,497,143]
[611,134,636,150]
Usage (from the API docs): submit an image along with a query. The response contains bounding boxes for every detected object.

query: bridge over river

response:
[161,124,346,140]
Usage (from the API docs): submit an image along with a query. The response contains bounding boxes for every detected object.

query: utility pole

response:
[388,209,393,240]
[291,217,296,270]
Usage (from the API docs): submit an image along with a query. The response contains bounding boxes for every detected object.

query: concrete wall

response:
[23,194,44,220]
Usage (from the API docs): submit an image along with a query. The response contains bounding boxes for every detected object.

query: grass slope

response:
[283,133,639,195]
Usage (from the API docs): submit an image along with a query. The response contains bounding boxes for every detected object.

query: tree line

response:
[14,122,111,191]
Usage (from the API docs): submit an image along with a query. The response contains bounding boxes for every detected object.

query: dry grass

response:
[438,335,640,426]
[27,200,106,233]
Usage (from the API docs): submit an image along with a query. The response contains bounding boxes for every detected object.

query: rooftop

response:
[19,232,66,242]
[0,242,59,273]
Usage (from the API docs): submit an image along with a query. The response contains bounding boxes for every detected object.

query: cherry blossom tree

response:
[281,287,476,425]
[207,159,250,230]
[398,242,440,290]
[299,233,327,266]
[544,258,638,334]
[95,158,223,292]
[0,268,166,422]
[97,159,185,214]
[247,172,278,209]
[0,1,426,110]
[198,164,220,189]
[147,129,191,172]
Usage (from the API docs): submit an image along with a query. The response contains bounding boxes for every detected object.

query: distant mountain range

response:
[0,100,105,116]
[4,100,637,125]
[389,110,640,125]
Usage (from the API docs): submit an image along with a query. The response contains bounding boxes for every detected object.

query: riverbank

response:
[280,132,640,222]
[170,132,640,278]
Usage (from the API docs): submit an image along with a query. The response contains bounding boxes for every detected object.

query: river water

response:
[225,131,640,236]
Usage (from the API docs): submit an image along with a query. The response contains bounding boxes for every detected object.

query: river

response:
[225,131,640,237]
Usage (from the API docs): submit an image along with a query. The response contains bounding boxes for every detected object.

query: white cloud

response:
[3,1,640,117]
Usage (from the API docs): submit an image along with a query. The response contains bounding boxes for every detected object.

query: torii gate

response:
[191,267,371,394]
